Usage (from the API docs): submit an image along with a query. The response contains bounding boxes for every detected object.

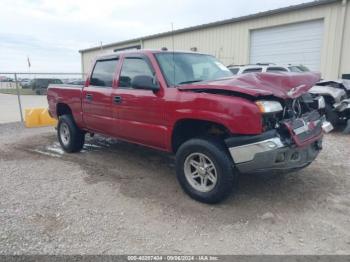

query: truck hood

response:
[177,72,321,99]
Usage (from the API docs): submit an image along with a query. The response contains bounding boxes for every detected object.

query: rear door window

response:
[242,68,262,73]
[90,59,118,87]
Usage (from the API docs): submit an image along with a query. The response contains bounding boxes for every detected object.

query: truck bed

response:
[47,84,84,127]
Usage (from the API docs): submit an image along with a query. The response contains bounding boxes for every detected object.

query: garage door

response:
[250,20,324,71]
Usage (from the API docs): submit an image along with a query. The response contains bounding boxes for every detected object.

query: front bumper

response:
[225,115,331,174]
[227,136,322,174]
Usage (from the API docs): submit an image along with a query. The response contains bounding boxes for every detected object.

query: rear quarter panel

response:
[47,85,85,128]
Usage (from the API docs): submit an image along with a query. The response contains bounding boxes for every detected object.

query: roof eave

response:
[79,0,340,53]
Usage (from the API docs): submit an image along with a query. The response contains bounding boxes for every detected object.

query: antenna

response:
[171,22,176,86]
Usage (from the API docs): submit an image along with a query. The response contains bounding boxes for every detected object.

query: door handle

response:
[86,93,93,101]
[114,96,122,104]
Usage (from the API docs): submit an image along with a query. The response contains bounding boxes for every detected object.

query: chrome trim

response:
[228,137,284,164]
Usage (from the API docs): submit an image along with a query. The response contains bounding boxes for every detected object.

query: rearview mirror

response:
[131,75,159,91]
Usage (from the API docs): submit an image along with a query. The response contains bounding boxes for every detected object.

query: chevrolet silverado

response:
[47,50,331,203]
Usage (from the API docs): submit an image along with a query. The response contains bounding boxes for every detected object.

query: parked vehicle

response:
[0,76,14,82]
[311,79,350,130]
[227,63,310,75]
[228,64,350,130]
[48,50,331,203]
[67,79,85,85]
[30,78,63,95]
[20,79,31,88]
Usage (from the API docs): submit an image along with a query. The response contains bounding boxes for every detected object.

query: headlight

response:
[255,100,283,113]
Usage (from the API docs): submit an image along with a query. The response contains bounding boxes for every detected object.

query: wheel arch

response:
[171,118,231,153]
[56,103,72,117]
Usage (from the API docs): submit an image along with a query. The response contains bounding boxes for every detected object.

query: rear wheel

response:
[57,115,85,153]
[175,137,237,204]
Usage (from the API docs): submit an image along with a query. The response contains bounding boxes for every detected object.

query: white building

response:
[80,0,350,79]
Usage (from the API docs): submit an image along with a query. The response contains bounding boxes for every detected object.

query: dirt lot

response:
[0,122,349,255]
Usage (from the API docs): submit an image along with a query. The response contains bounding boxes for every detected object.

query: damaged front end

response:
[225,94,332,174]
[310,80,350,131]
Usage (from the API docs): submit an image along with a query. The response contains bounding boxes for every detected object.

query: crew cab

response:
[47,50,331,204]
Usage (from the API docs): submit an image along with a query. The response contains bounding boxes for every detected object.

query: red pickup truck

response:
[47,49,330,203]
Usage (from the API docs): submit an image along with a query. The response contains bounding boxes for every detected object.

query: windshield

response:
[155,52,232,86]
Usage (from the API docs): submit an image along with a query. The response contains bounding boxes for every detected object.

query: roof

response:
[96,49,210,60]
[79,0,340,53]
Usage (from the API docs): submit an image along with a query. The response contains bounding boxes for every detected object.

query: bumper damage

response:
[225,113,332,174]
[227,136,322,174]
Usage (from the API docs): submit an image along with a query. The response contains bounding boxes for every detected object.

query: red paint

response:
[179,71,321,99]
[47,50,321,152]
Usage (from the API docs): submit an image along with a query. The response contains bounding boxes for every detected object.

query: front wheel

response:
[57,115,85,153]
[175,137,237,204]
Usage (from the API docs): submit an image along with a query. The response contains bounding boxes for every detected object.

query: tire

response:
[325,103,339,127]
[57,114,85,153]
[175,137,237,204]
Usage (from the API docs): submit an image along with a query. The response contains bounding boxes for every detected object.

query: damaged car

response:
[48,50,331,203]
[228,64,350,131]
[309,79,350,131]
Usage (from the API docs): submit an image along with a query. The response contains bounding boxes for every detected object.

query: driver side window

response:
[119,57,154,89]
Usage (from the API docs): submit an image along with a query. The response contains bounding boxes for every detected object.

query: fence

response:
[0,72,86,124]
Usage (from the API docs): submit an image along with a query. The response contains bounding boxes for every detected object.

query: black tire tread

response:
[57,114,85,153]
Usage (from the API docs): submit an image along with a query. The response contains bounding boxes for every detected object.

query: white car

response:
[228,63,309,75]
[228,64,350,132]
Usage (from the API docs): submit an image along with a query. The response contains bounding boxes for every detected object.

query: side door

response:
[82,58,119,136]
[112,54,167,150]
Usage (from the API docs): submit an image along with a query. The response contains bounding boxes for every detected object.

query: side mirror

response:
[131,75,159,91]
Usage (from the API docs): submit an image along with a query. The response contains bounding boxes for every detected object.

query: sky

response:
[0,0,315,73]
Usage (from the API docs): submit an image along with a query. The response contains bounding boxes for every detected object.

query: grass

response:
[0,88,37,95]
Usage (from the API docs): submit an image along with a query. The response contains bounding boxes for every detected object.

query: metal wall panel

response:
[81,1,349,79]
[250,20,324,71]
[142,1,345,78]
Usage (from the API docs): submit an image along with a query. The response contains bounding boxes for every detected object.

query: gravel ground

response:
[0,122,350,255]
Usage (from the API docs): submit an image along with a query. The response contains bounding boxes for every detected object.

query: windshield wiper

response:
[178,79,203,85]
